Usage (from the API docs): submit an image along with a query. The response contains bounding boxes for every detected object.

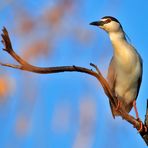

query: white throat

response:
[109,30,126,43]
[108,30,130,57]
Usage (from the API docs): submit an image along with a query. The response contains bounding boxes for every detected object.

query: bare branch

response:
[0,63,23,69]
[145,100,148,127]
[142,99,148,143]
[1,27,148,145]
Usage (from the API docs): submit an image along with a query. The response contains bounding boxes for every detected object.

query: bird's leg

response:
[115,100,121,111]
[115,93,121,111]
[132,100,147,132]
[133,100,139,119]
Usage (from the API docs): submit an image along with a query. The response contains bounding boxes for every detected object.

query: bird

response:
[90,16,143,119]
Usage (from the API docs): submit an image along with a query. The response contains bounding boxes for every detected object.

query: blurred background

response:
[0,0,148,147]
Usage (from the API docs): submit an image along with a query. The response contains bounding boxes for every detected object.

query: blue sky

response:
[0,0,148,148]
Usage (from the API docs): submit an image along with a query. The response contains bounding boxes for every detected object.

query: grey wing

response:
[107,57,117,118]
[107,57,116,92]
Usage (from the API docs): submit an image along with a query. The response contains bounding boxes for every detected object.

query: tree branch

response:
[1,27,148,145]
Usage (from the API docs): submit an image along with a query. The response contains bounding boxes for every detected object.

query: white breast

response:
[114,44,142,104]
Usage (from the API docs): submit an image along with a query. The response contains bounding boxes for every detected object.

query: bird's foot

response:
[133,118,147,133]
[137,118,143,132]
[144,125,148,133]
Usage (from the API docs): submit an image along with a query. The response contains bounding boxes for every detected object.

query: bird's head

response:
[90,16,123,33]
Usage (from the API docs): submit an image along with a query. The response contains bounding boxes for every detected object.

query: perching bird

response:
[90,16,143,118]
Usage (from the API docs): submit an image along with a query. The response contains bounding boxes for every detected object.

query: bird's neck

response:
[109,30,129,56]
[109,30,127,44]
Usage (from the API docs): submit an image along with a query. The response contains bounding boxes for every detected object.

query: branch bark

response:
[1,27,148,145]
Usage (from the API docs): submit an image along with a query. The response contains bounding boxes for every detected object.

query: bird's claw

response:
[134,118,147,133]
[137,119,143,132]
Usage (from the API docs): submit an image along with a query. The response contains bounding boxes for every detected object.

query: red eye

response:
[105,19,111,23]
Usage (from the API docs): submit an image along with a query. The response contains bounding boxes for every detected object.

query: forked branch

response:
[1,27,148,145]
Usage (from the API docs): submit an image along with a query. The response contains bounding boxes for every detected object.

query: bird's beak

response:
[90,21,104,27]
